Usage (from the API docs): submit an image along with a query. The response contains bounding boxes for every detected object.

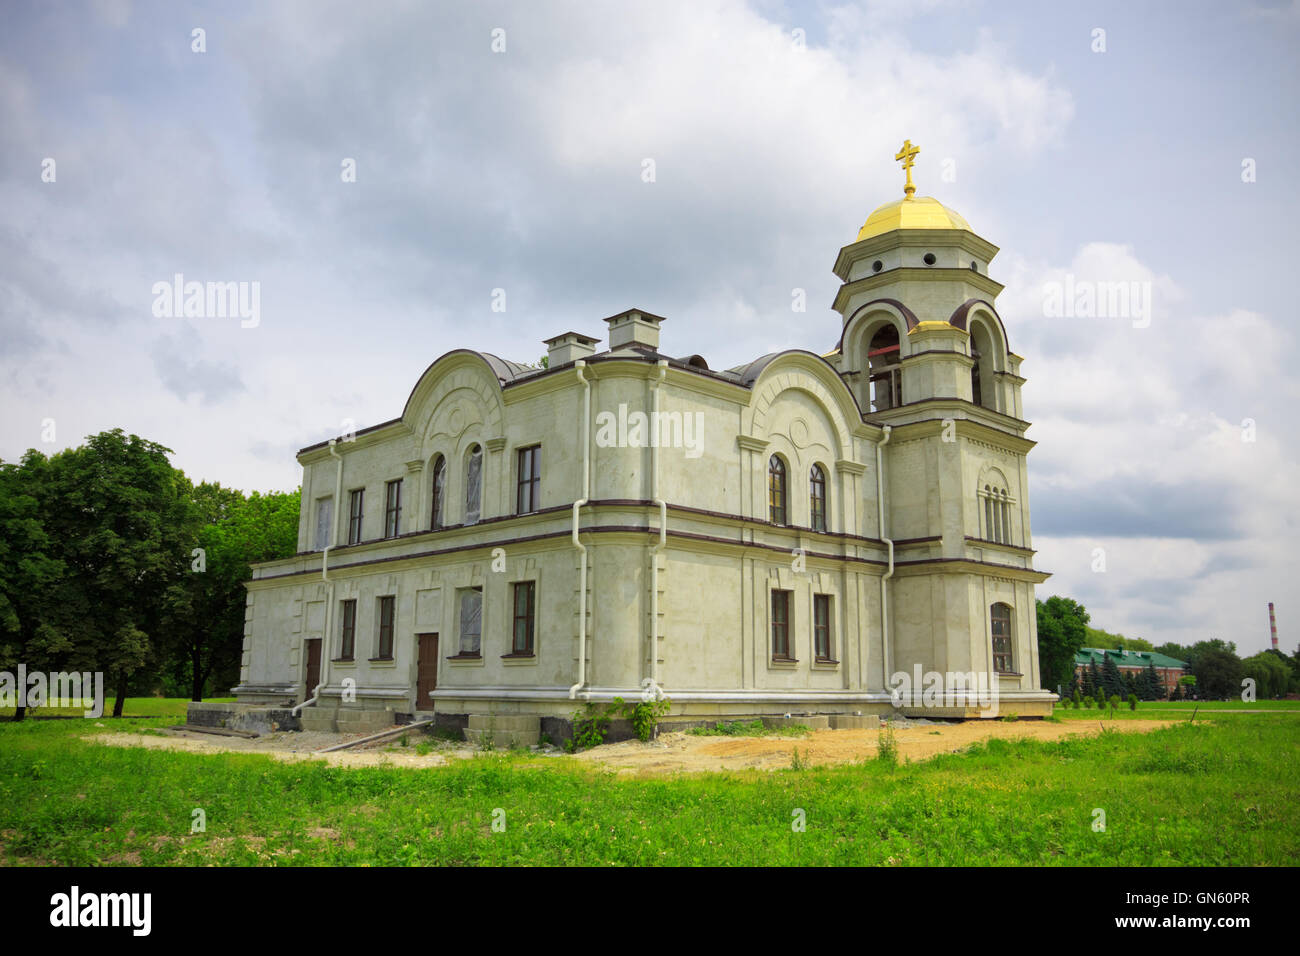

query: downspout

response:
[647,361,668,700]
[876,425,893,686]
[293,438,343,716]
[568,362,591,699]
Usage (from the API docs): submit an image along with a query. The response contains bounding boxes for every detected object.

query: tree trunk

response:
[112,675,128,717]
[12,704,25,722]
[191,644,203,702]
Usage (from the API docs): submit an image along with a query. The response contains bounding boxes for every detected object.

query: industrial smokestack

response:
[1269,602,1278,650]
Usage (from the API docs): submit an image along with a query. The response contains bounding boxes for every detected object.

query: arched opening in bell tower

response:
[867,324,902,411]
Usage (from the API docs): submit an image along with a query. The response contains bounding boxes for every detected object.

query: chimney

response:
[543,331,599,367]
[603,308,665,351]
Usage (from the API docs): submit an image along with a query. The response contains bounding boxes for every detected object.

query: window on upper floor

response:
[768,455,787,525]
[384,478,402,538]
[991,602,1014,673]
[347,488,364,545]
[809,464,827,532]
[981,484,1014,545]
[516,445,541,515]
[314,497,333,551]
[430,455,446,530]
[867,324,902,411]
[465,445,483,525]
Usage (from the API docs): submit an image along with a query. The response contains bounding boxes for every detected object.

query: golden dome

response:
[855,196,970,243]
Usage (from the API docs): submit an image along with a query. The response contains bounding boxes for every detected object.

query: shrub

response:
[1071,690,1082,708]
[625,697,671,742]
[1128,694,1138,711]
[1083,696,1095,709]
[876,725,899,766]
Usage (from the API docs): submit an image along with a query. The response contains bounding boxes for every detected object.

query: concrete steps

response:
[464,714,540,748]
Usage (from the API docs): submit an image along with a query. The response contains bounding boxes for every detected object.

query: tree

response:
[1100,652,1126,698]
[1087,626,1153,652]
[1036,596,1089,694]
[1154,642,1192,664]
[0,452,72,720]
[40,430,193,717]
[1241,652,1290,700]
[1143,661,1164,701]
[161,485,299,700]
[1187,640,1242,700]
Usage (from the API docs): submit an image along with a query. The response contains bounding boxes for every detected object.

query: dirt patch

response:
[572,718,1176,774]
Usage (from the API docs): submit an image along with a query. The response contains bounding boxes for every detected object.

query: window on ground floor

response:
[814,593,833,661]
[457,586,483,657]
[511,581,536,655]
[771,589,792,660]
[991,602,1014,673]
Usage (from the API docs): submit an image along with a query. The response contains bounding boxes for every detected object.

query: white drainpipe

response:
[647,361,668,700]
[876,425,894,686]
[568,362,592,699]
[293,438,343,717]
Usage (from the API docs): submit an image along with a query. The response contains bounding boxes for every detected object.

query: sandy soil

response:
[570,718,1175,774]
[85,717,1174,775]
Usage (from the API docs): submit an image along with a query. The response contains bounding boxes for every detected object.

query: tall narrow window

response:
[430,455,446,530]
[314,497,333,551]
[983,486,994,541]
[516,445,541,515]
[814,594,832,661]
[768,455,787,525]
[511,581,536,655]
[1000,489,1011,545]
[347,489,364,545]
[970,344,983,407]
[457,586,483,657]
[809,464,827,532]
[338,599,356,660]
[771,589,792,660]
[464,445,483,525]
[384,479,403,538]
[991,602,1013,673]
[376,595,395,660]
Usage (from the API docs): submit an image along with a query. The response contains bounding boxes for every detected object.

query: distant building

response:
[1074,648,1188,696]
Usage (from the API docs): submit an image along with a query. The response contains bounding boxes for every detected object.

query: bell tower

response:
[825,140,1023,424]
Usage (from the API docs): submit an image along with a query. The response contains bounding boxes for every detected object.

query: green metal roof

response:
[1074,647,1188,669]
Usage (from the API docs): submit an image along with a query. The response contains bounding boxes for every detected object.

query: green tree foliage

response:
[1,430,300,718]
[1240,652,1291,699]
[1186,640,1242,700]
[1100,652,1126,698]
[161,485,300,699]
[1143,661,1164,701]
[1086,626,1153,652]
[1154,642,1192,664]
[1036,596,1089,693]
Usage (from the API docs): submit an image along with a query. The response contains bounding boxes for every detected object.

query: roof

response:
[1075,647,1189,669]
[856,195,971,242]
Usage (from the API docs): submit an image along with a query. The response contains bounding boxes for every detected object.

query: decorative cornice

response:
[737,435,770,453]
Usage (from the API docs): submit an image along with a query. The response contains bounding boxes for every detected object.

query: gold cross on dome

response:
[895,139,920,199]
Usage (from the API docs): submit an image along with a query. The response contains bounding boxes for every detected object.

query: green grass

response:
[687,719,810,737]
[1,705,1295,865]
[0,697,234,720]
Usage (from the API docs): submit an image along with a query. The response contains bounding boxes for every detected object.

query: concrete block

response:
[829,714,880,730]
[761,715,830,731]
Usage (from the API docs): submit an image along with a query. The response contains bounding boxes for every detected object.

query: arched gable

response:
[839,299,919,370]
[743,351,860,461]
[401,350,507,459]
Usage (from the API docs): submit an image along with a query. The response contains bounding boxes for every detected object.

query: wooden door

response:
[416,633,439,709]
[303,639,321,703]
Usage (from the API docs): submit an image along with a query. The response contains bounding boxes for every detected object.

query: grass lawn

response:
[1,704,1295,866]
[0,697,235,719]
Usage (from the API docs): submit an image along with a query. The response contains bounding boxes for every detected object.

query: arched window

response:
[809,464,827,532]
[464,444,482,525]
[969,321,997,410]
[990,603,1014,673]
[768,455,787,525]
[999,488,1011,544]
[429,455,446,530]
[867,324,902,411]
[983,484,995,542]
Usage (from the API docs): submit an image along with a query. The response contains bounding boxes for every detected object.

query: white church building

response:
[233,146,1055,736]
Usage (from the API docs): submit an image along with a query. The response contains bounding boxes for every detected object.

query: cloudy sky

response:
[2,0,1297,653]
